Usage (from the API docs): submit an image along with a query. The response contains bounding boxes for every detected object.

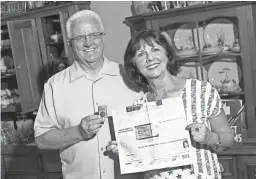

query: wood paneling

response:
[219,156,238,179]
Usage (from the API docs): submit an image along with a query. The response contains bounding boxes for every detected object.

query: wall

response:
[90,1,132,64]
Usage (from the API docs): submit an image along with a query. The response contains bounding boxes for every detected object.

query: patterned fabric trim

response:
[200,81,212,176]
[210,152,218,178]
[206,85,215,117]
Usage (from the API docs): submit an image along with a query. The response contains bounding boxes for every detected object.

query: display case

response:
[38,13,68,76]
[1,1,91,114]
[157,13,249,143]
[124,2,256,179]
[1,2,91,179]
[1,24,22,113]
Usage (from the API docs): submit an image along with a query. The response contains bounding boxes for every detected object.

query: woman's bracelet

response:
[212,133,221,150]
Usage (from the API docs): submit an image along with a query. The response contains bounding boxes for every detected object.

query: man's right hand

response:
[78,115,105,140]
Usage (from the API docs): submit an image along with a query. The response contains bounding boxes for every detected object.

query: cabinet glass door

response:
[160,22,205,80]
[159,14,249,143]
[7,19,45,113]
[39,13,69,78]
[1,24,21,113]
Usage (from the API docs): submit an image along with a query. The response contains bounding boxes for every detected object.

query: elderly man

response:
[34,10,139,179]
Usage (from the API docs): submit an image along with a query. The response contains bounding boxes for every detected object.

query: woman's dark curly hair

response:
[124,29,179,90]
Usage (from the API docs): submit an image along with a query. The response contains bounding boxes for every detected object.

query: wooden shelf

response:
[46,41,63,46]
[1,29,9,34]
[1,104,21,113]
[200,51,241,62]
[219,91,245,97]
[51,19,60,23]
[1,72,16,79]
[219,50,241,56]
[1,46,11,51]
[177,56,199,64]
[1,143,36,148]
[1,2,91,22]
[177,50,241,61]
[217,145,256,155]
[177,51,242,67]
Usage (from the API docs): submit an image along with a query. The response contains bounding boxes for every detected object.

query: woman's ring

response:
[88,126,92,132]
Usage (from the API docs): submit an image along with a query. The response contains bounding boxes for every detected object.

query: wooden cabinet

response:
[7,19,45,113]
[124,2,256,179]
[40,150,62,179]
[1,2,90,178]
[1,145,42,179]
[237,156,256,179]
[1,1,91,114]
[125,1,256,139]
[218,156,238,179]
[40,150,62,173]
[44,173,62,179]
[1,145,62,179]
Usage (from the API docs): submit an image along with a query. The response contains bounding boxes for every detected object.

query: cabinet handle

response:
[17,65,21,70]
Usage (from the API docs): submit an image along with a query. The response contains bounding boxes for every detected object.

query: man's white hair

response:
[66,10,104,39]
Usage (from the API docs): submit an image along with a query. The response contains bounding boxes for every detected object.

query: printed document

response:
[112,97,193,174]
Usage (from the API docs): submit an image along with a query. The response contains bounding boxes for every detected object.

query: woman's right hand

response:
[106,141,119,156]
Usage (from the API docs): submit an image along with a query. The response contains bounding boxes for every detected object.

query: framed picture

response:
[222,99,245,145]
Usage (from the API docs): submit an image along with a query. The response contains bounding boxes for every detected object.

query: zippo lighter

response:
[98,105,107,118]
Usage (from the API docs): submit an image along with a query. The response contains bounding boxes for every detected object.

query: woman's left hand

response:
[185,122,211,144]
[106,141,119,156]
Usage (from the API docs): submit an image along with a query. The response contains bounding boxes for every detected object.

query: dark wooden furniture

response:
[1,1,91,114]
[124,2,256,179]
[1,2,91,179]
[1,145,62,179]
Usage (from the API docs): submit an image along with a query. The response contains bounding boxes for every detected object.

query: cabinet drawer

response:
[2,155,39,172]
[41,151,62,173]
[44,172,63,179]
[43,161,62,173]
[218,156,237,179]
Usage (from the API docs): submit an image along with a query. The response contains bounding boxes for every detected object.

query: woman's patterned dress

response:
[143,79,223,179]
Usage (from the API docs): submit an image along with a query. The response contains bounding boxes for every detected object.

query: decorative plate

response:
[201,46,223,55]
[204,18,237,48]
[208,57,242,92]
[174,23,205,51]
[178,62,207,80]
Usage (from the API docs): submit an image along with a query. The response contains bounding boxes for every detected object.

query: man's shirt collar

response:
[69,56,119,82]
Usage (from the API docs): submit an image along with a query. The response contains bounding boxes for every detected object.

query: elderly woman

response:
[107,29,234,179]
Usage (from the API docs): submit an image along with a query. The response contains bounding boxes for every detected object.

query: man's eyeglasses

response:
[68,32,106,43]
